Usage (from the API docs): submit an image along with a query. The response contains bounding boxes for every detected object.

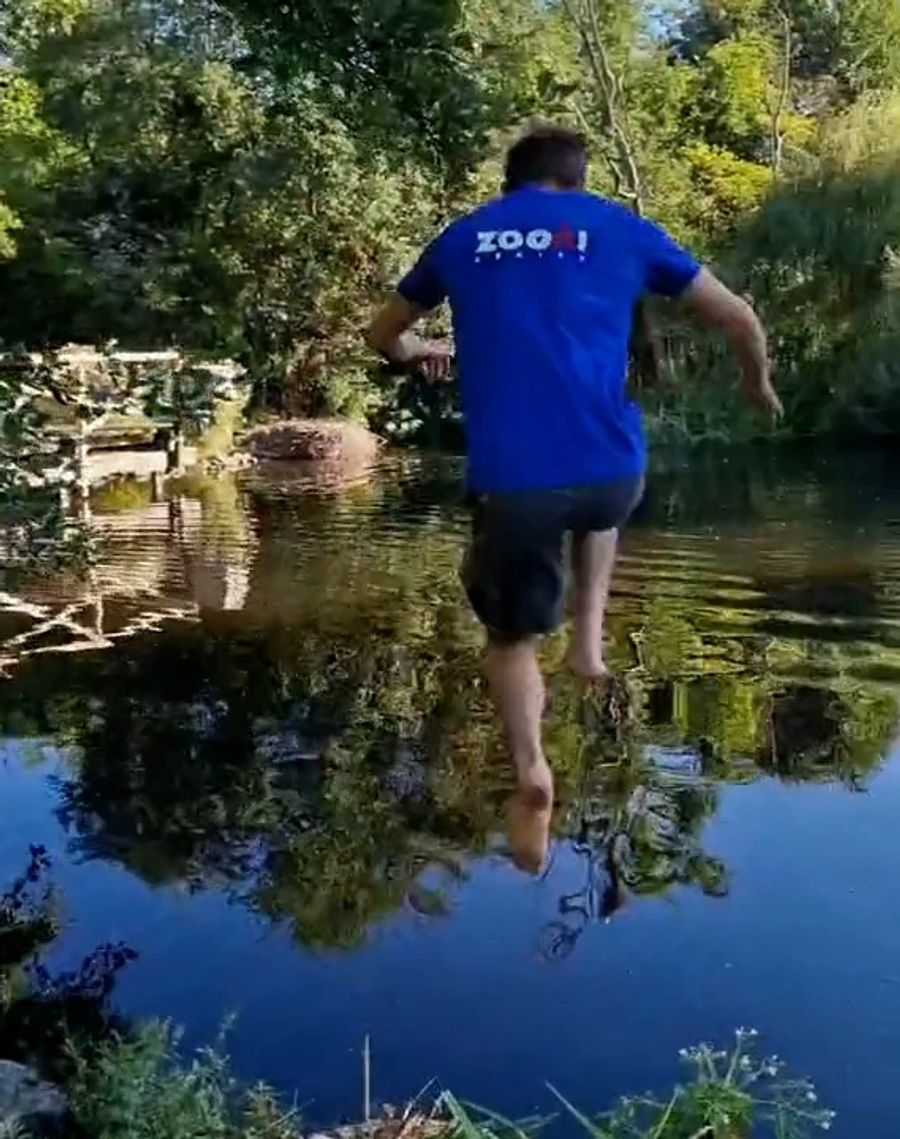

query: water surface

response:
[2,446,899,1135]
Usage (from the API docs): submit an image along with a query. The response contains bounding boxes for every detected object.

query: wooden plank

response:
[0,350,243,374]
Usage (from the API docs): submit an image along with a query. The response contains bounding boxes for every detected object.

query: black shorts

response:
[461,476,644,642]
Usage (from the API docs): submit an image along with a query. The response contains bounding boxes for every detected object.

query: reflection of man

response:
[369,125,780,811]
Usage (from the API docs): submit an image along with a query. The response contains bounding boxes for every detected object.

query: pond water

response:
[2,446,900,1136]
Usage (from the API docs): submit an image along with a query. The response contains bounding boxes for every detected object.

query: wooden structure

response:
[0,348,244,493]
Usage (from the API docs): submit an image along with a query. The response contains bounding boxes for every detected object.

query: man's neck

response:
[506,180,573,195]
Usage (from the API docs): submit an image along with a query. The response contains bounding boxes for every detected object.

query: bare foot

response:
[507,767,554,876]
[567,645,609,680]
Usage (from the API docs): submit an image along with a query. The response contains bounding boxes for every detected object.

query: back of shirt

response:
[397,186,700,494]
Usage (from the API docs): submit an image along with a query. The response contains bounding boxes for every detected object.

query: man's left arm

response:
[639,217,781,421]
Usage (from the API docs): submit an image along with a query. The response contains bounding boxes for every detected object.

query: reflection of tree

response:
[638,670,897,785]
[0,626,496,949]
[761,683,899,785]
[2,595,897,954]
[255,740,474,950]
[1,454,898,955]
[540,755,726,963]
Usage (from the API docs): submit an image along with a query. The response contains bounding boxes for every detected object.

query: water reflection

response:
[0,473,258,673]
[0,451,898,958]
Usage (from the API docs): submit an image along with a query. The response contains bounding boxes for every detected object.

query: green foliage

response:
[220,0,568,181]
[826,0,900,94]
[1,0,900,467]
[64,1023,833,1139]
[448,1031,833,1139]
[68,1022,299,1139]
[0,196,22,260]
[690,32,774,155]
[1,848,136,1076]
[0,846,58,999]
[0,0,897,439]
[646,79,900,443]
[681,140,772,229]
[721,160,900,437]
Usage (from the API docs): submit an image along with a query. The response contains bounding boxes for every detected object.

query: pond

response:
[1,445,900,1136]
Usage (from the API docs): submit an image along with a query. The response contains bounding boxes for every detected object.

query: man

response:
[368,124,781,816]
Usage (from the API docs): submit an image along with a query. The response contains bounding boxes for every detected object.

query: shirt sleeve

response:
[639,218,702,298]
[396,238,447,311]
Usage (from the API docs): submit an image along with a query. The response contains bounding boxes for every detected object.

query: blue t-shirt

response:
[397,186,701,494]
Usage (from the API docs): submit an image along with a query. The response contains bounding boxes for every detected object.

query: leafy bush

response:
[1,848,135,1077]
[68,1023,299,1139]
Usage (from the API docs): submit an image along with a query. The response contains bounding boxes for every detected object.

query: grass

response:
[68,1022,300,1139]
[446,1032,834,1139]
[60,1025,834,1139]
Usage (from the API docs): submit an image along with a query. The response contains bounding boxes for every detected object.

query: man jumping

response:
[368,124,781,817]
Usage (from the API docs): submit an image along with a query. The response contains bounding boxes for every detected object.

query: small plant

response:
[554,1029,833,1139]
[67,1021,300,1139]
[1,849,135,1073]
[443,1030,834,1139]
[0,845,57,989]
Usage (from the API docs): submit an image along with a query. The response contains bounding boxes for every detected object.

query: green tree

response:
[0,0,440,417]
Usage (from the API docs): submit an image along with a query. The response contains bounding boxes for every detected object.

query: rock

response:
[0,1061,67,1135]
[243,420,380,467]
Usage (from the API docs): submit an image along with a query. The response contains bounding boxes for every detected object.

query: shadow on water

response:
[1,444,900,1129]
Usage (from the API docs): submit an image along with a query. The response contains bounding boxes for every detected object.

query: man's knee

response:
[473,594,561,643]
[485,630,541,650]
[464,553,565,641]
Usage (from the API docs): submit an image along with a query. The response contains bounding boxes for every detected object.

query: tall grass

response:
[64,1025,833,1139]
[68,1022,300,1139]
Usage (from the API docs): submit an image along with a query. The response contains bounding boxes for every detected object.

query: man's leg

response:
[569,528,619,679]
[463,493,564,813]
[485,637,553,804]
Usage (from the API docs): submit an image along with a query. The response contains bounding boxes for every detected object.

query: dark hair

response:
[503,125,589,193]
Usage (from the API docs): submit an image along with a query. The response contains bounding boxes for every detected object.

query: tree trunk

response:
[562,0,664,390]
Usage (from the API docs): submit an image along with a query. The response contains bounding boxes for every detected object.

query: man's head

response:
[503,125,589,194]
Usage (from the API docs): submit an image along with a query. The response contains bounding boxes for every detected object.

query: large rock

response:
[243,420,380,466]
[0,1061,67,1134]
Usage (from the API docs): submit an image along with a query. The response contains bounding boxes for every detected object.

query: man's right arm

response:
[367,293,452,381]
[367,235,453,382]
[680,268,783,421]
